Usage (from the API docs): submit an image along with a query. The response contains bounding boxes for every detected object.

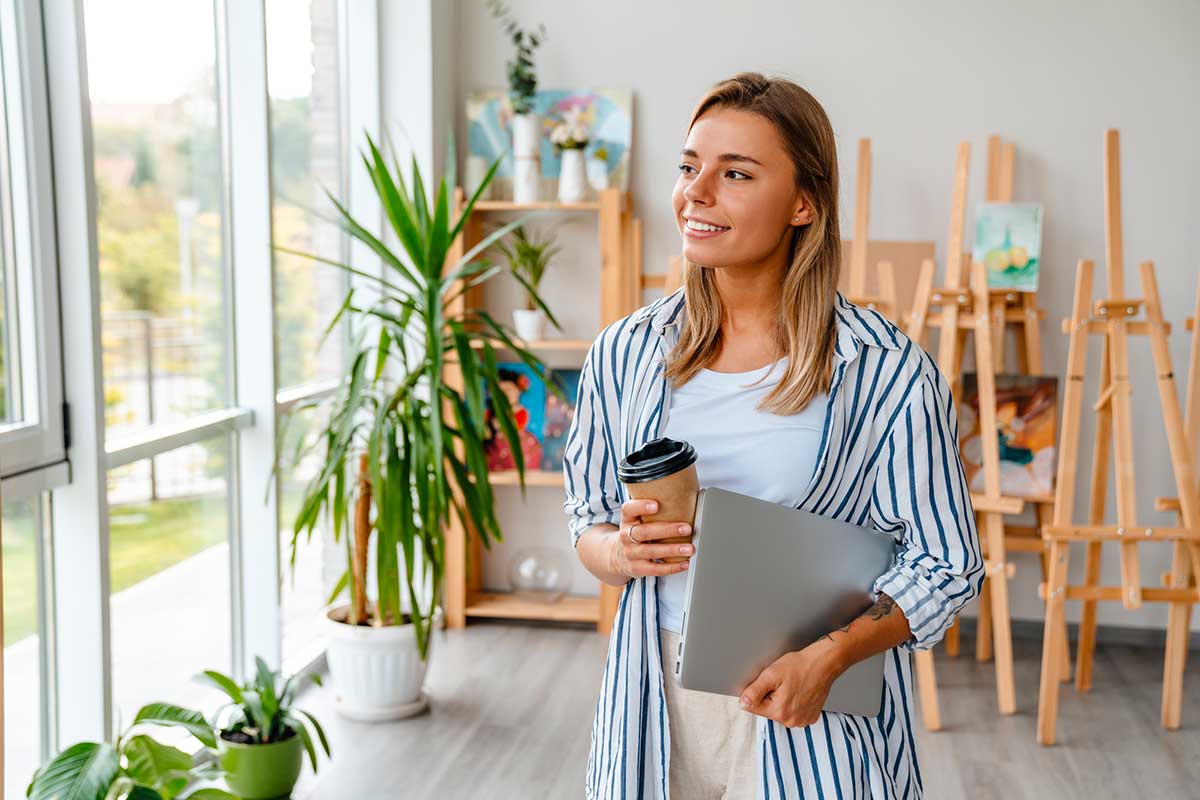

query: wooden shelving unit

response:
[442,185,643,636]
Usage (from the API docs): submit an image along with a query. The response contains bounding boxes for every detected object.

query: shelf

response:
[472,199,601,212]
[469,337,591,352]
[488,469,564,487]
[464,591,600,623]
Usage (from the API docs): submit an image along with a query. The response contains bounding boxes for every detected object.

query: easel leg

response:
[945,618,961,657]
[976,513,993,662]
[914,649,942,731]
[1077,337,1113,692]
[1036,502,1072,682]
[984,511,1017,714]
[1037,539,1071,745]
[1161,541,1193,729]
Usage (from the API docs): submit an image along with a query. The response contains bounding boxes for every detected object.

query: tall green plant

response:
[274,129,565,663]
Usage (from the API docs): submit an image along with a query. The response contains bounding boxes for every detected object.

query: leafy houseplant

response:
[26,703,235,800]
[274,130,565,720]
[485,0,546,115]
[492,224,561,342]
[197,658,331,800]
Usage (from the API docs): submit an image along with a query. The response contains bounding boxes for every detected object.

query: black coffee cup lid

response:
[617,437,697,484]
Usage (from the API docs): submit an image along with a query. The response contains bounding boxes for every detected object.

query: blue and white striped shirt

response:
[562,287,983,799]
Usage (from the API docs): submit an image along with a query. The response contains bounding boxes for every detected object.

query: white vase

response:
[513,157,541,204]
[558,148,588,203]
[323,604,442,722]
[513,308,546,342]
[587,156,610,191]
[511,112,541,158]
[465,154,490,199]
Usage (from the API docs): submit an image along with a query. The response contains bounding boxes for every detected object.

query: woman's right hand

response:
[609,498,694,578]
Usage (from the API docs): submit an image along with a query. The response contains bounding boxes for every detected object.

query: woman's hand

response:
[608,498,695,579]
[736,638,844,728]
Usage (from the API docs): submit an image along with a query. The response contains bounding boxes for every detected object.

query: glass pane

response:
[107,436,231,726]
[267,0,347,390]
[0,30,20,426]
[278,403,342,665]
[3,494,45,798]
[84,0,229,439]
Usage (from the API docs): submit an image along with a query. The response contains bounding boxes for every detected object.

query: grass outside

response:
[3,484,312,648]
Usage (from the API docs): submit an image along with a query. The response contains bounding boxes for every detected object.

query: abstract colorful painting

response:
[482,362,546,472]
[540,368,582,472]
[958,373,1058,499]
[973,203,1043,292]
[466,88,632,199]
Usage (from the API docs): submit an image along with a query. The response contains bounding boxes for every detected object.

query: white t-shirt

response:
[657,355,828,633]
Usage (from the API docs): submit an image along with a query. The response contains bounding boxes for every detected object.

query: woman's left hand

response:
[737,639,844,727]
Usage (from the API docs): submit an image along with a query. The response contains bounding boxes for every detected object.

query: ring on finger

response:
[629,523,641,543]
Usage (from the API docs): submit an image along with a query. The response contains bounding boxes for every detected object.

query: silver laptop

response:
[672,487,898,717]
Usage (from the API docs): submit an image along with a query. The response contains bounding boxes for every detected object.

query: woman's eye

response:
[726,170,749,180]
[677,163,695,174]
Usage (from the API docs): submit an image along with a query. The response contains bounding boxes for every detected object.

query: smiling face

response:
[672,107,813,270]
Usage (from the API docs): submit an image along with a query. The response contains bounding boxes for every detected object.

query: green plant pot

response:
[217,731,304,799]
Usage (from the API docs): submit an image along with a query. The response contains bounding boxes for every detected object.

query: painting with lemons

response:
[973,202,1043,291]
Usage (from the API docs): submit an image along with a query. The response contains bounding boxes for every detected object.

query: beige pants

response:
[658,626,759,799]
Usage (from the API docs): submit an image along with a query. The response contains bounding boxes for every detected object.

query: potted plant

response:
[26,702,236,800]
[486,0,546,203]
[196,657,331,800]
[491,223,562,342]
[274,129,565,722]
[587,144,610,192]
[549,100,593,203]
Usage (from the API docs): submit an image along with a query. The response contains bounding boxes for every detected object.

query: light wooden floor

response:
[293,621,1200,799]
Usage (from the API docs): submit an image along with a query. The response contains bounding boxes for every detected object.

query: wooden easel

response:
[1036,129,1200,745]
[905,136,1065,725]
[843,138,899,319]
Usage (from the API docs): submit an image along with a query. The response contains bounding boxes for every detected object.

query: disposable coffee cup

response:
[617,437,700,564]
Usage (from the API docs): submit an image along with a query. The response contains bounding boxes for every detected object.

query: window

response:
[85,0,231,441]
[267,0,348,391]
[0,0,65,478]
[106,437,231,725]
[3,493,53,798]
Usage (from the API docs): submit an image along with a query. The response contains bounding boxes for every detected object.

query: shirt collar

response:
[631,286,900,362]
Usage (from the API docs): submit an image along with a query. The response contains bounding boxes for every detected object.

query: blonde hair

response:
[666,72,841,414]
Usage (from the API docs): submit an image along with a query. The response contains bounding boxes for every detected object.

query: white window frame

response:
[40,0,381,747]
[0,0,66,483]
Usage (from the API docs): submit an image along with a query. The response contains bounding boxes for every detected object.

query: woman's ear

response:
[790,197,814,226]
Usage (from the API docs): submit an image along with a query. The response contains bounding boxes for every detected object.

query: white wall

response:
[445,0,1200,633]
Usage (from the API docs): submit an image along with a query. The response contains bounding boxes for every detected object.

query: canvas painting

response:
[958,373,1058,499]
[973,203,1043,292]
[466,88,633,199]
[482,362,546,472]
[540,368,582,472]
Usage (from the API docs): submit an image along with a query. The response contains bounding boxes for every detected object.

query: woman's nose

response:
[683,167,714,205]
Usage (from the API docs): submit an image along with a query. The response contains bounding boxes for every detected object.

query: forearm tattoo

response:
[818,593,898,644]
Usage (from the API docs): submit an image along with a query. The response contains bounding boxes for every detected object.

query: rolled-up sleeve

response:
[562,339,622,549]
[871,367,983,652]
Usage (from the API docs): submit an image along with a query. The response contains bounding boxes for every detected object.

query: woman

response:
[561,72,982,800]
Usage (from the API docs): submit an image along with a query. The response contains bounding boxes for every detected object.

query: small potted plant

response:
[197,657,331,800]
[274,129,565,722]
[492,223,562,342]
[26,702,236,800]
[486,0,546,203]
[549,101,593,203]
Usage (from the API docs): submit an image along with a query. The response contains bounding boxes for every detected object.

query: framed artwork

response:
[540,367,582,472]
[958,373,1058,499]
[466,88,632,199]
[482,362,546,472]
[973,202,1043,292]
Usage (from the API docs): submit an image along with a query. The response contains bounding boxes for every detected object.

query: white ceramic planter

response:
[511,112,541,157]
[323,605,442,722]
[587,156,610,191]
[513,308,546,342]
[558,148,588,203]
[513,157,541,204]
